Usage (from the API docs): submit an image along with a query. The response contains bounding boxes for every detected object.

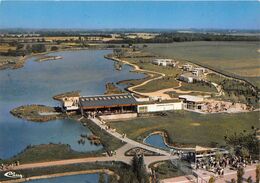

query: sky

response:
[0,1,259,30]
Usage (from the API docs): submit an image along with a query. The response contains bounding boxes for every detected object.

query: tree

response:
[208,176,215,183]
[50,46,59,51]
[215,150,223,161]
[237,167,244,183]
[31,44,46,53]
[247,176,253,183]
[108,174,118,183]
[240,147,249,159]
[131,154,149,183]
[99,173,105,183]
[256,164,260,183]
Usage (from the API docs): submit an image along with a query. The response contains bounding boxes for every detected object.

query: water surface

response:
[144,134,170,150]
[0,50,144,159]
[26,173,107,183]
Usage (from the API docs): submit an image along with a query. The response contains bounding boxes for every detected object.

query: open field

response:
[144,41,260,87]
[110,111,259,147]
[135,76,179,93]
[179,82,217,93]
[0,43,16,52]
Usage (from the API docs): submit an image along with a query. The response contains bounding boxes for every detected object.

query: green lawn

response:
[180,82,217,93]
[110,111,259,147]
[135,76,179,93]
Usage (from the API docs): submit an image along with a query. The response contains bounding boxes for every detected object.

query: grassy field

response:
[144,41,260,87]
[179,82,217,93]
[0,43,16,52]
[135,76,179,93]
[109,111,259,147]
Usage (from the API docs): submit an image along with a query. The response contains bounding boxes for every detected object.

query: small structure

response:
[179,95,204,110]
[153,59,177,67]
[192,67,207,76]
[137,100,183,113]
[178,73,202,83]
[179,74,195,83]
[61,96,80,111]
[182,64,193,71]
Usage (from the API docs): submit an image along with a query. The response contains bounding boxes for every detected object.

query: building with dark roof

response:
[79,93,138,115]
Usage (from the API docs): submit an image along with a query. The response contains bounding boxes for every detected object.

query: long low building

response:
[79,93,138,115]
[60,93,184,117]
[137,101,183,113]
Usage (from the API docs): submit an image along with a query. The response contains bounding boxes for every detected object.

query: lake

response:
[0,50,144,159]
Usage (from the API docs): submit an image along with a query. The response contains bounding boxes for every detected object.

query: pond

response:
[0,50,145,159]
[144,134,171,150]
[25,173,108,183]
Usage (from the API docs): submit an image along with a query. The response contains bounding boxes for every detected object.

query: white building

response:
[192,67,207,76]
[179,95,205,110]
[179,74,195,83]
[153,59,177,67]
[137,101,183,113]
[182,64,193,71]
[61,96,80,111]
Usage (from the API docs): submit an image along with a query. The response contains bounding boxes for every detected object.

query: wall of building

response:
[99,113,138,120]
[137,102,183,113]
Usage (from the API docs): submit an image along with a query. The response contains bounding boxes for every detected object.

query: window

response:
[138,106,148,113]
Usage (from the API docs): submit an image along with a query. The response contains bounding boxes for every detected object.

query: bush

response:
[32,44,46,53]
[50,46,59,51]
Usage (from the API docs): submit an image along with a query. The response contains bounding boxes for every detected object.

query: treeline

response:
[0,44,48,56]
[225,127,259,159]
[221,79,259,107]
[106,33,260,44]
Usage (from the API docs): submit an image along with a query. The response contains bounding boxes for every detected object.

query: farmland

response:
[144,41,260,87]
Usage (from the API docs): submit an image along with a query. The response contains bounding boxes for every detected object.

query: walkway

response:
[109,56,216,100]
[90,117,174,157]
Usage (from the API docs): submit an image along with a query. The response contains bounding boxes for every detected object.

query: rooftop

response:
[179,95,204,103]
[79,93,138,108]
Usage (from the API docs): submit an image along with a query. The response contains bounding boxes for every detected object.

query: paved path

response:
[109,56,215,100]
[90,117,174,157]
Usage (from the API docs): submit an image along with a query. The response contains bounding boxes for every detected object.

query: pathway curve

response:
[109,56,215,100]
[90,117,174,157]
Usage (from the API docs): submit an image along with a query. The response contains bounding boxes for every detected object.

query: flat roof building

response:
[153,59,177,67]
[79,93,138,110]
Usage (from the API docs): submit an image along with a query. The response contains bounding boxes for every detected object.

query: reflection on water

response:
[0,50,145,159]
